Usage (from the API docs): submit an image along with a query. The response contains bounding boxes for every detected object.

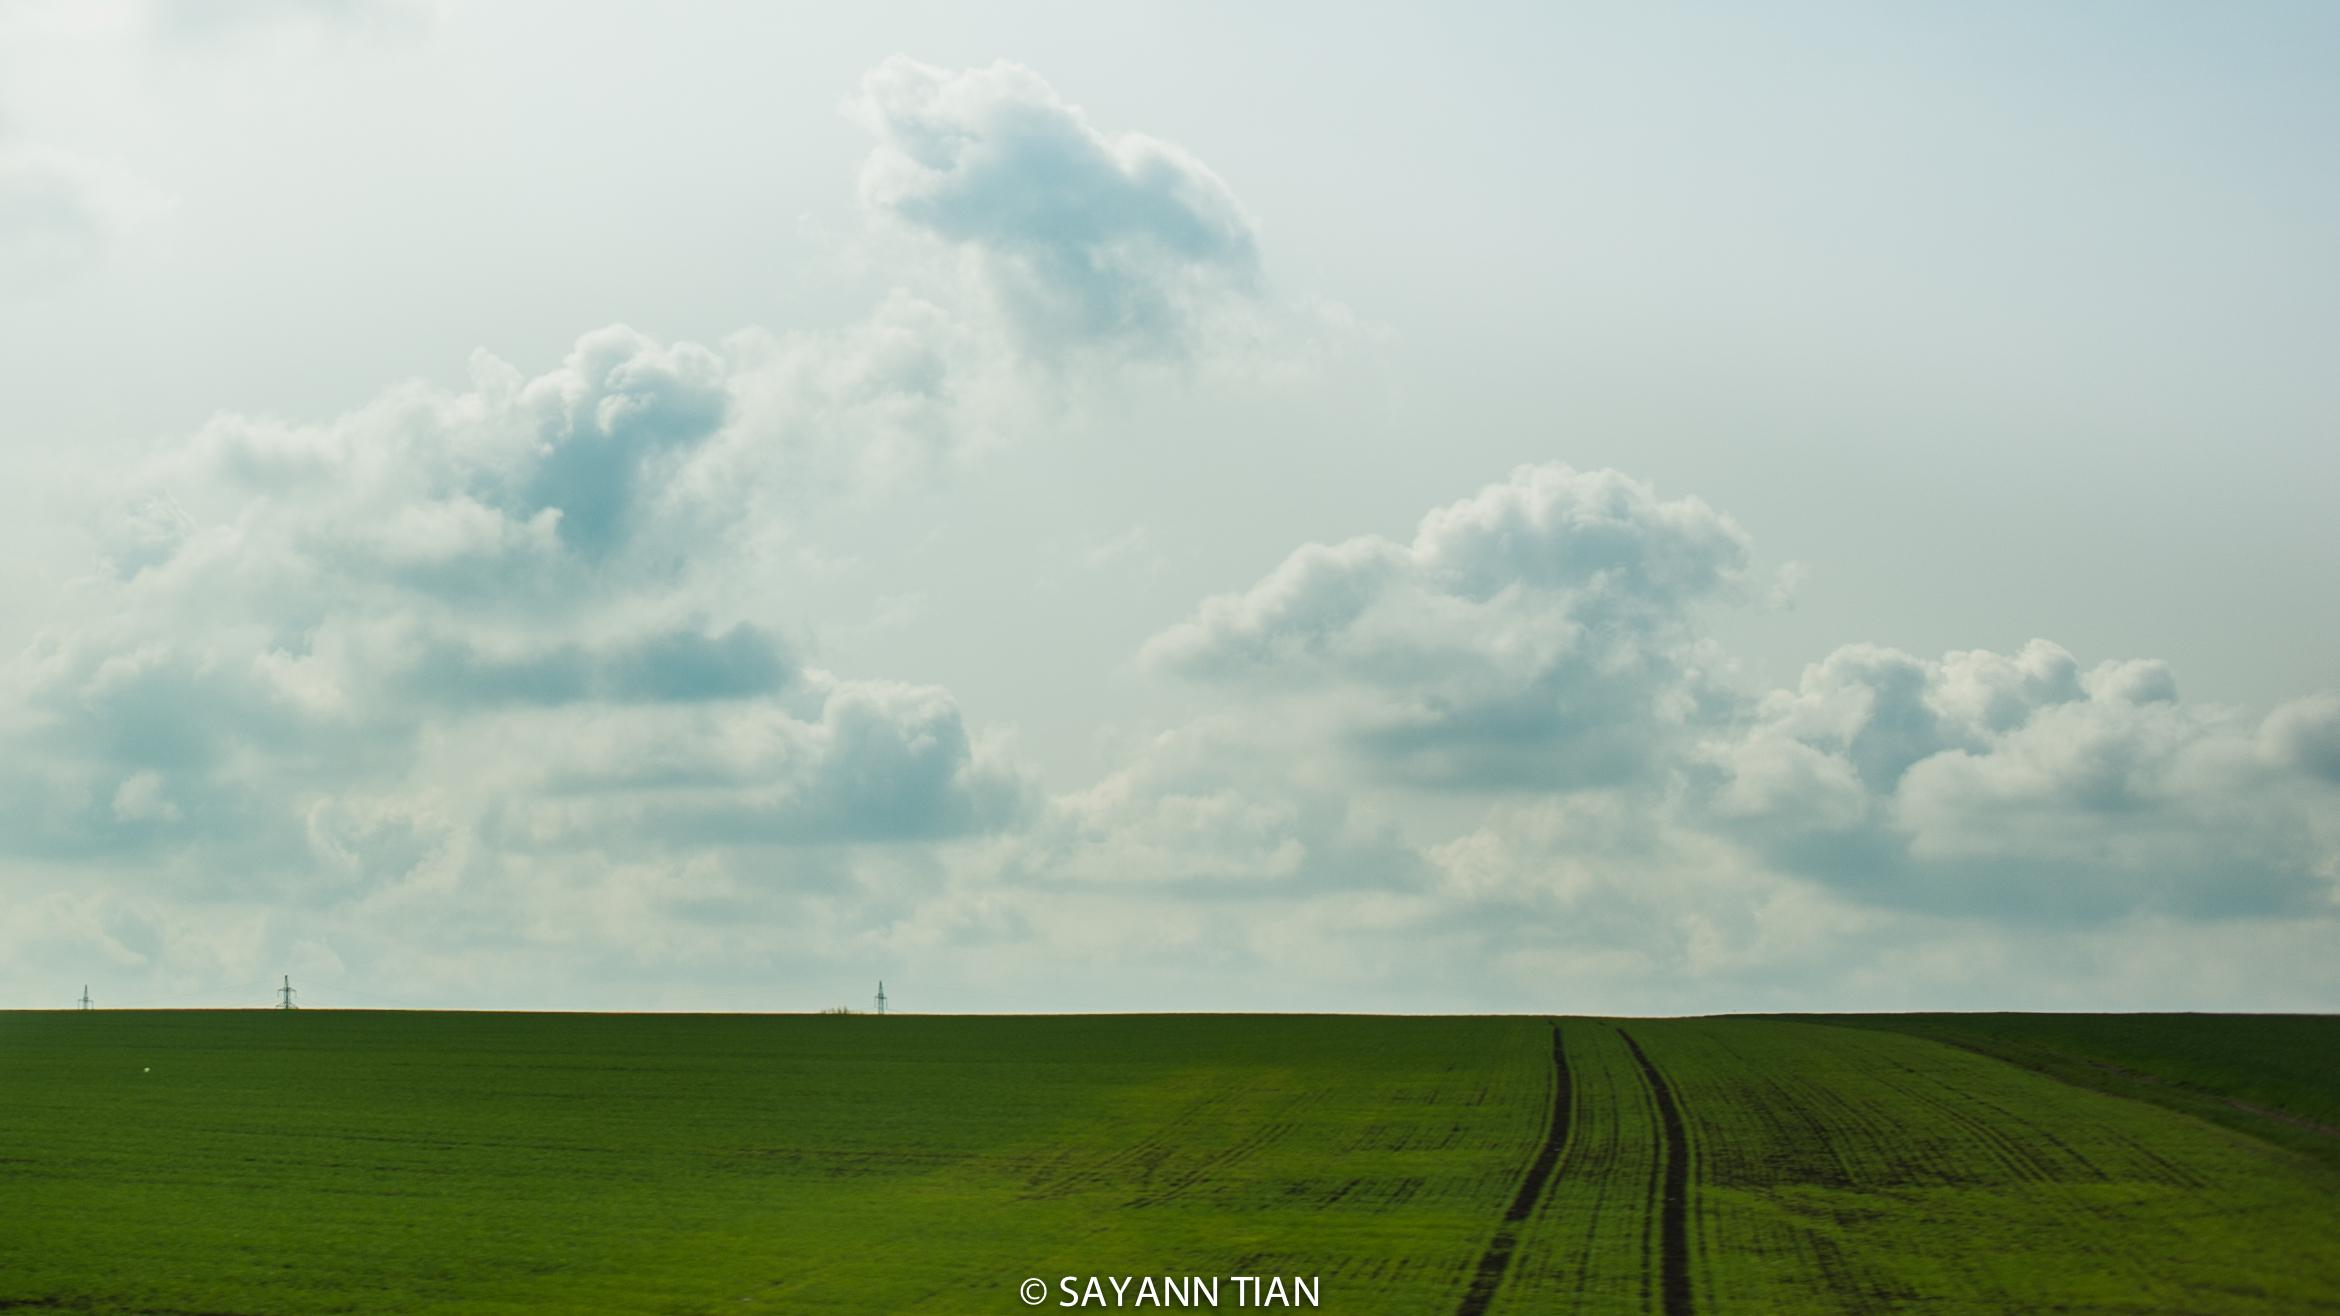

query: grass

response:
[1795,1012,2340,1170]
[1521,1019,2340,1313]
[0,1010,2335,1313]
[0,1011,1539,1313]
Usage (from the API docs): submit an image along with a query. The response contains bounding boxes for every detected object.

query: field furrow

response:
[1594,1018,2340,1314]
[1453,1023,1571,1316]
[1617,1029,1696,1316]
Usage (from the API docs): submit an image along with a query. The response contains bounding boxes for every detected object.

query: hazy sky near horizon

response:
[2,0,2336,1013]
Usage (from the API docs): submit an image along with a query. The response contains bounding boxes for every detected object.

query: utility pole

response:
[874,980,887,1016]
[277,975,298,1010]
[78,985,90,1011]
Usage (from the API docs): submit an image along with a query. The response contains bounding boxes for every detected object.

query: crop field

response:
[2,1012,2337,1314]
[1804,1012,2340,1171]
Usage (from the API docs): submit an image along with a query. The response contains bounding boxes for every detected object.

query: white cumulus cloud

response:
[853,57,1262,359]
[1145,463,1751,789]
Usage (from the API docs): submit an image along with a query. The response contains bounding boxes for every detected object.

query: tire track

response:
[1618,1030,1694,1316]
[1454,1023,1571,1316]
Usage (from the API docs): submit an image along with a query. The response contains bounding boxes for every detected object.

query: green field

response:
[3,1012,2336,1313]
[1801,1012,2340,1171]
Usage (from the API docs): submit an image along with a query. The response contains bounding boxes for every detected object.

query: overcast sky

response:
[3,0,2336,1013]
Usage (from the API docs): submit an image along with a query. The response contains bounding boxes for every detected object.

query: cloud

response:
[837,719,1459,1012]
[390,621,795,708]
[1002,718,1424,894]
[1423,792,1878,1004]
[2261,694,2340,784]
[463,676,1032,852]
[0,53,1310,1008]
[1147,465,2339,932]
[0,308,1042,887]
[852,57,1261,358]
[514,329,732,557]
[109,309,1028,624]
[1695,640,2340,919]
[1418,785,2340,1013]
[1146,463,1751,788]
[7,48,2337,1015]
[713,291,1027,493]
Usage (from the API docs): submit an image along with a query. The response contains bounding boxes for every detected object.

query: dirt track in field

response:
[1454,1023,1572,1316]
[1619,1029,1694,1316]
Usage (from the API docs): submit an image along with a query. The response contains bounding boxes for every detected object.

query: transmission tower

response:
[78,985,90,1011]
[874,980,887,1016]
[277,975,298,1010]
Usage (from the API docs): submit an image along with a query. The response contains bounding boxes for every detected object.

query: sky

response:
[2,0,2336,1014]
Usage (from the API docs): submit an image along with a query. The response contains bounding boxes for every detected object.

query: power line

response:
[78,985,91,1011]
[277,975,298,1011]
[874,980,887,1016]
